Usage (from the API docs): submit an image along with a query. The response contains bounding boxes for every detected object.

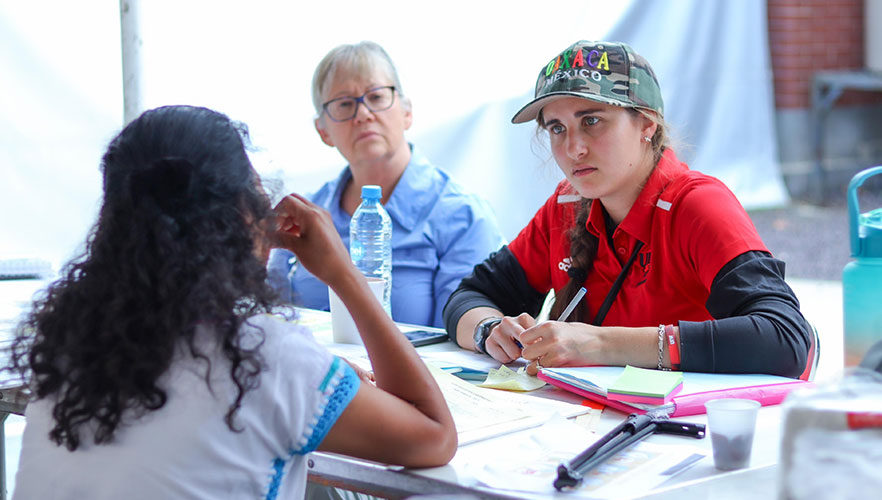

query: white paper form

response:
[469,416,708,498]
[292,307,592,444]
[425,364,590,445]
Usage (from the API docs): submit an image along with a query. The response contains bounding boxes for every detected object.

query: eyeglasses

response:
[321,86,397,122]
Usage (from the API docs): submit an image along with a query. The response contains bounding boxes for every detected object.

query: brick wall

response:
[768,0,882,108]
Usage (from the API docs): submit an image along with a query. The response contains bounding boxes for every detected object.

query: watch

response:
[473,316,502,354]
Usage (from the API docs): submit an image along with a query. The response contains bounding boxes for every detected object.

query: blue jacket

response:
[268,145,504,328]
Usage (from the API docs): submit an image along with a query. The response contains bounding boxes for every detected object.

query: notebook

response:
[538,365,812,417]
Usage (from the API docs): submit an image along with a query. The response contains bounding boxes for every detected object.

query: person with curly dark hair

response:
[9,105,455,499]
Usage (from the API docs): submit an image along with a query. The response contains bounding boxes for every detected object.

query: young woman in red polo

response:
[443,40,812,378]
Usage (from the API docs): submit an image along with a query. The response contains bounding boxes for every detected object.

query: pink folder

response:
[538,370,812,417]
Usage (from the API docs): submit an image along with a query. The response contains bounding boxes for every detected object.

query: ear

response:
[401,97,413,131]
[314,118,335,147]
[638,112,658,141]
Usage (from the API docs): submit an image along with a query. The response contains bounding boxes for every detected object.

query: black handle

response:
[554,415,706,490]
[655,420,706,438]
[554,415,656,490]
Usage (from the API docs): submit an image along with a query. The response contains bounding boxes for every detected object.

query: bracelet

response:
[665,324,680,370]
[657,324,670,371]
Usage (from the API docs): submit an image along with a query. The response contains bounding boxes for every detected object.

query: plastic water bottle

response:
[843,166,882,366]
[350,185,392,316]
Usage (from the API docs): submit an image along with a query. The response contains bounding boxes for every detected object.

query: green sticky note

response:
[607,365,684,404]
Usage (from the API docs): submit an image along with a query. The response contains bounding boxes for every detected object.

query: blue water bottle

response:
[350,185,392,316]
[843,166,882,366]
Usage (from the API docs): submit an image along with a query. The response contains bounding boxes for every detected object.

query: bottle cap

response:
[361,185,382,200]
[849,166,882,259]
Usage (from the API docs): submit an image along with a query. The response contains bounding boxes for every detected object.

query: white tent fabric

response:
[1,0,786,267]
[606,0,788,209]
[415,0,788,241]
[1,2,121,266]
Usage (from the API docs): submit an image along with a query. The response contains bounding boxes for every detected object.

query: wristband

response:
[657,324,670,371]
[665,324,680,370]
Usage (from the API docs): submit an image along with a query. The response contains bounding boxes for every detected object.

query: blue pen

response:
[516,287,587,348]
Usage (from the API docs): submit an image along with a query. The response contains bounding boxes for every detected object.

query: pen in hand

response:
[556,287,587,322]
[515,287,587,349]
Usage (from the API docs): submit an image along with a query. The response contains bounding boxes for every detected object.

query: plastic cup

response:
[705,398,761,471]
[328,277,385,344]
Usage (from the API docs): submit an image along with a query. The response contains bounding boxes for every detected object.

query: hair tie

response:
[567,266,587,283]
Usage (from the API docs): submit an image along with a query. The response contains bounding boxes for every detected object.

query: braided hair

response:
[546,108,669,323]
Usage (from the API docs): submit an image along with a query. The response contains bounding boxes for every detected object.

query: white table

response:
[302,309,789,498]
[306,384,786,499]
[0,278,845,499]
[303,278,845,499]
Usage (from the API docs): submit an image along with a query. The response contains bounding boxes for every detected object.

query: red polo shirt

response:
[508,149,767,326]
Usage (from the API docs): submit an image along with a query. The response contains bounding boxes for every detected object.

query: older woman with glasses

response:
[268,41,504,328]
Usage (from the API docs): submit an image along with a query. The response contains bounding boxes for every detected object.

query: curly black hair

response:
[8,105,279,451]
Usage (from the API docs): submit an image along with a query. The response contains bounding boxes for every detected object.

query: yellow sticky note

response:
[478,365,546,392]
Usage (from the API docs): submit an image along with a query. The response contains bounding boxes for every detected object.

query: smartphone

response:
[403,328,448,347]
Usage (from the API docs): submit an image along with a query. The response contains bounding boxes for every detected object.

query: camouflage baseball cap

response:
[511,40,664,124]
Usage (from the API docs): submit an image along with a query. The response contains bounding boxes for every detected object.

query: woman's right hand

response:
[269,193,355,286]
[484,313,537,363]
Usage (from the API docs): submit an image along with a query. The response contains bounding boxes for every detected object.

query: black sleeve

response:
[678,250,812,377]
[442,245,547,345]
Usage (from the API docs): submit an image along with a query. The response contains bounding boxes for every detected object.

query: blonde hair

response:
[311,41,406,117]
